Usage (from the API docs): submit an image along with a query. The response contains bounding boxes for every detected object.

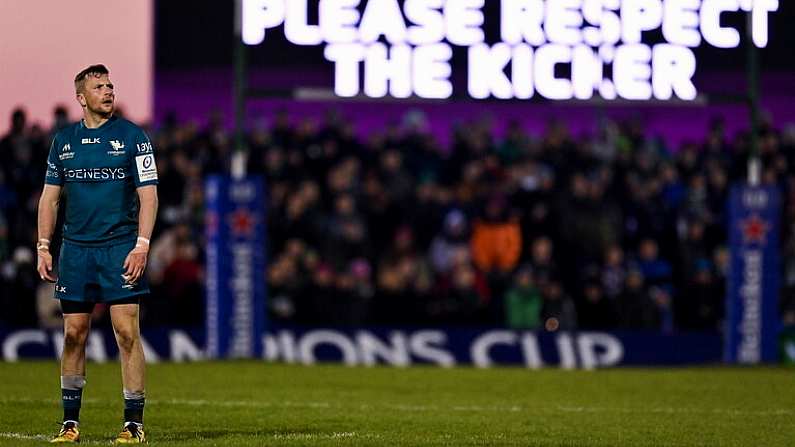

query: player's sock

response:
[123,389,145,424]
[61,375,86,422]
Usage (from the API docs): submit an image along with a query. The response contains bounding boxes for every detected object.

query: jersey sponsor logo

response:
[56,285,67,293]
[136,142,153,154]
[59,144,74,160]
[135,154,158,182]
[46,161,60,178]
[108,140,126,156]
[65,167,127,180]
[81,138,101,144]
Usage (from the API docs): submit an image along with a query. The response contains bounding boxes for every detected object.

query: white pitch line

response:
[272,431,359,440]
[0,432,108,445]
[0,432,48,441]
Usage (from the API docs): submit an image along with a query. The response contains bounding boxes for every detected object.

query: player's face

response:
[78,74,115,116]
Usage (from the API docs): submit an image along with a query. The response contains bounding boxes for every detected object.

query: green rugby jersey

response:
[45,116,158,245]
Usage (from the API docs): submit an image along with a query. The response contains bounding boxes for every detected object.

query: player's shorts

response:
[61,296,140,314]
[55,237,150,303]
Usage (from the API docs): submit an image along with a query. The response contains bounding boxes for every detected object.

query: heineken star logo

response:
[741,214,768,245]
[228,208,257,237]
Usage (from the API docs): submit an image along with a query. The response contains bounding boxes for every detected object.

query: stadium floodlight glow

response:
[242,0,779,101]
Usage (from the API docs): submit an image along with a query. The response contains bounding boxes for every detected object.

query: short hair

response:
[74,64,109,93]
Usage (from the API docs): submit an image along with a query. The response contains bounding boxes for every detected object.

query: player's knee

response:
[63,325,89,349]
[114,328,139,353]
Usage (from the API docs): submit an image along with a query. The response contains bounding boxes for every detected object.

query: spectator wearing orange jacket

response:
[470,194,522,274]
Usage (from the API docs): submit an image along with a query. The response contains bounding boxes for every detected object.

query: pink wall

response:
[0,0,153,134]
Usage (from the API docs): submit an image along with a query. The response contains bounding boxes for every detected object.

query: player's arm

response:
[37,184,62,282]
[123,185,158,284]
[38,134,65,283]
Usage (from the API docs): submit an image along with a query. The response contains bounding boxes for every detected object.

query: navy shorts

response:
[55,237,149,303]
[61,296,140,314]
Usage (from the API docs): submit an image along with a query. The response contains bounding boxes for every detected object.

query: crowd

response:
[2,105,795,333]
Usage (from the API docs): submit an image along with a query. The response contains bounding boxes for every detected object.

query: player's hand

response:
[123,243,149,285]
[37,247,57,283]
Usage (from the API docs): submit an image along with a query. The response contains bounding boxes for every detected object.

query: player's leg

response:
[110,301,146,444]
[52,301,94,443]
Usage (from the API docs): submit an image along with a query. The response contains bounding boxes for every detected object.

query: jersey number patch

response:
[135,154,158,182]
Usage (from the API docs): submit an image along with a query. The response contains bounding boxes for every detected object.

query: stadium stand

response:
[1,106,794,332]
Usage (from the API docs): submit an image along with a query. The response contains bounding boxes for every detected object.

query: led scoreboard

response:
[241,0,778,101]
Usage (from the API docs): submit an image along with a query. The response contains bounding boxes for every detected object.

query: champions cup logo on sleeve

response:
[135,154,158,182]
[242,0,779,101]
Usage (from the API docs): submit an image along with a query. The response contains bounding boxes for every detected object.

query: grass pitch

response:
[0,362,792,446]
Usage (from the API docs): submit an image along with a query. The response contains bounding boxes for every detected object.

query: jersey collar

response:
[80,115,118,131]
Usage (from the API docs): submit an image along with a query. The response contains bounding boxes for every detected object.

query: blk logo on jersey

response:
[82,138,101,144]
[56,285,67,293]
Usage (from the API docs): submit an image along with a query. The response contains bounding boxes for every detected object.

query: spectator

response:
[505,265,542,329]
[617,268,659,330]
[471,194,522,274]
[429,209,470,275]
[577,279,616,330]
[601,244,626,300]
[1,107,792,333]
[540,280,577,331]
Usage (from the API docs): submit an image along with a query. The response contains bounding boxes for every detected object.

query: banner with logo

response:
[725,185,781,363]
[0,327,721,368]
[205,176,266,358]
